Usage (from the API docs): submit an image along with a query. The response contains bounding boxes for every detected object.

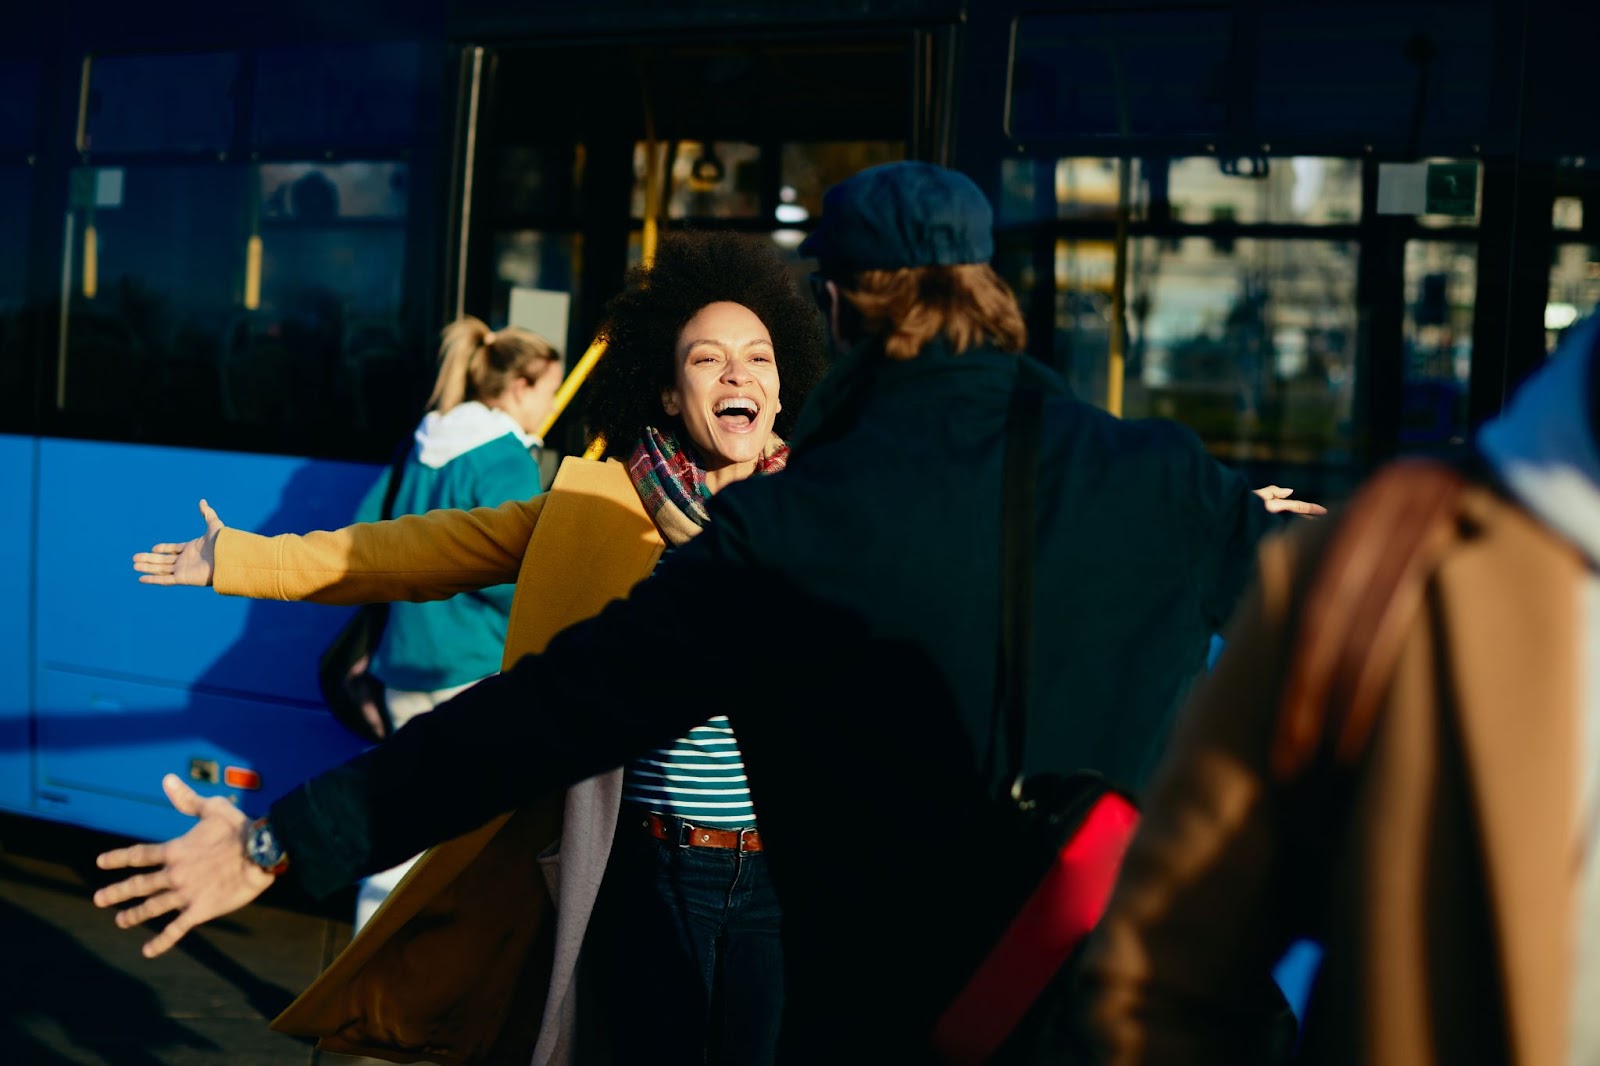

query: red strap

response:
[932,793,1140,1065]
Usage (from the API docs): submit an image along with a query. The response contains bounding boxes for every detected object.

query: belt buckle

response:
[737,826,758,853]
[675,818,695,849]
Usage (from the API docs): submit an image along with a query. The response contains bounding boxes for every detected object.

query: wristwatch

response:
[243,816,291,876]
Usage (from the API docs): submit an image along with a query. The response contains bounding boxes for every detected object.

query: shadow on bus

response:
[22,454,382,847]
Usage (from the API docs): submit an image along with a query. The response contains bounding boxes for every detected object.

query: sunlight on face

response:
[662,301,782,494]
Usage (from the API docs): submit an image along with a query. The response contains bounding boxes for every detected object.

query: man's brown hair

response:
[839,264,1027,360]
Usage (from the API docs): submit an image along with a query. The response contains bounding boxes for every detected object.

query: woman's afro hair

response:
[583,230,828,457]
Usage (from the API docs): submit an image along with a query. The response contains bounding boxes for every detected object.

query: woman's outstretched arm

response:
[133,496,546,605]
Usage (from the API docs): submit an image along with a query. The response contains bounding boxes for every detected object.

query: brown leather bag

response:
[1269,458,1470,780]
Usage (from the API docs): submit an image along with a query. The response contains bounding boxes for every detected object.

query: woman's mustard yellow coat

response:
[213,457,664,1066]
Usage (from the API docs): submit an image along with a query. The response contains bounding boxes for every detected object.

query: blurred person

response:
[353,315,561,929]
[102,162,1315,1063]
[1079,315,1600,1065]
[126,231,828,1065]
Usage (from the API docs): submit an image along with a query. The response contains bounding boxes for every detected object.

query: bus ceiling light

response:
[690,145,724,187]
[1546,302,1579,331]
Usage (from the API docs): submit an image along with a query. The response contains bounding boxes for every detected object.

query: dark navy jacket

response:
[273,340,1272,1060]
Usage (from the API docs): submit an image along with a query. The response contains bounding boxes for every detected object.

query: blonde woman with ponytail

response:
[347,314,560,927]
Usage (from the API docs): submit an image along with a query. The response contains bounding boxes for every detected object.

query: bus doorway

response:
[449,32,941,455]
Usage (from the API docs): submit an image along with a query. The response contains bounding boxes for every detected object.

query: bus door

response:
[446,29,951,454]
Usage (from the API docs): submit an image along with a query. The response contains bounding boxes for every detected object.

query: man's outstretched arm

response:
[95,548,737,955]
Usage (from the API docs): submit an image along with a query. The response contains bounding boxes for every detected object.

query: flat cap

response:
[800,161,994,275]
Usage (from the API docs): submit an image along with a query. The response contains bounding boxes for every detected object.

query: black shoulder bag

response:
[316,442,409,744]
[932,377,1142,1066]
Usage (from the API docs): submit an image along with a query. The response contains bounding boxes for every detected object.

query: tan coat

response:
[212,458,665,1065]
[1081,482,1586,1065]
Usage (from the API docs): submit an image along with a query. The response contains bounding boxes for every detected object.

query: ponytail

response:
[429,315,561,413]
[429,316,487,412]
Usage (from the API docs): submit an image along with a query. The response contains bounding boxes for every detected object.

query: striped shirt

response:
[622,715,756,826]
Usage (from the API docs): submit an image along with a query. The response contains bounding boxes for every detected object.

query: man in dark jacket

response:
[95,162,1313,1061]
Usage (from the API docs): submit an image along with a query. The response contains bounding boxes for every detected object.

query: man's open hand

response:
[93,774,275,958]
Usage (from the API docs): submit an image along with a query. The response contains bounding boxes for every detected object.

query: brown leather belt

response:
[641,811,763,853]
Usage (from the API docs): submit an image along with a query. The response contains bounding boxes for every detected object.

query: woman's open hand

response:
[132,499,225,586]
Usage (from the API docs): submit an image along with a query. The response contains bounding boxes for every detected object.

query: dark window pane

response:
[1009,11,1231,140]
[61,165,250,420]
[492,144,581,220]
[253,43,420,152]
[0,60,41,153]
[84,53,238,154]
[59,162,415,445]
[1256,7,1493,148]
[0,167,32,425]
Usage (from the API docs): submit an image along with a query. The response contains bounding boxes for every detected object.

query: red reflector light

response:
[223,766,261,790]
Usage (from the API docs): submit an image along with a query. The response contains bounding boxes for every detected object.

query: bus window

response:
[0,166,31,431]
[248,161,412,435]
[253,42,421,152]
[1401,240,1476,448]
[996,154,1366,470]
[81,52,238,155]
[1255,7,1493,150]
[999,156,1363,226]
[57,44,423,458]
[1549,159,1600,352]
[59,164,251,422]
[632,140,763,220]
[0,59,40,153]
[1119,236,1358,467]
[1007,10,1231,141]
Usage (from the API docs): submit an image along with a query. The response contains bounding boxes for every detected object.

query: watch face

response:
[247,819,284,871]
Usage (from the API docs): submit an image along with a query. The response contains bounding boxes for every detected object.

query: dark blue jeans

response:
[584,811,785,1066]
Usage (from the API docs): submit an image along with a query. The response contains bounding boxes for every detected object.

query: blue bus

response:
[0,0,1590,855]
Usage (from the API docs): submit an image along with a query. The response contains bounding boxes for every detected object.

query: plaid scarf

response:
[627,426,789,546]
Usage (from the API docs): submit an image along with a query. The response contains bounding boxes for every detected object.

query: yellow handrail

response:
[538,336,608,442]
[1108,158,1129,418]
[82,223,98,299]
[244,235,263,311]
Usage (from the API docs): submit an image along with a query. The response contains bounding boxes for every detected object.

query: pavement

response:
[0,812,424,1066]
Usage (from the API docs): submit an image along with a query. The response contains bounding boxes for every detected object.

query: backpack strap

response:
[1269,459,1470,780]
[997,376,1043,795]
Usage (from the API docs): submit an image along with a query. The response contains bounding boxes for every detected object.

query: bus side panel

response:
[32,439,381,835]
[0,435,37,814]
[35,669,371,840]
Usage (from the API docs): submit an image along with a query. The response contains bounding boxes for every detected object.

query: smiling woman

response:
[120,229,829,1066]
[664,301,783,490]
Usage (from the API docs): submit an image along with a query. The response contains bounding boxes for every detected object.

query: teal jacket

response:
[358,401,543,691]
